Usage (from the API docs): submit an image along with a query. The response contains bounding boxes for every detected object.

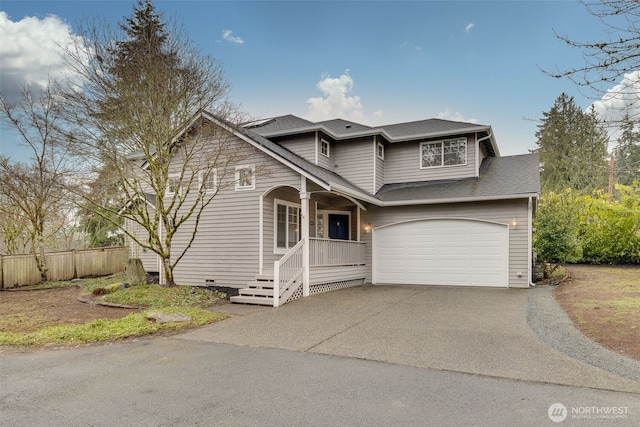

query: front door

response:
[328,214,350,240]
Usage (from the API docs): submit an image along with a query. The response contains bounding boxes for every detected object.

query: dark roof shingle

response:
[376,154,540,202]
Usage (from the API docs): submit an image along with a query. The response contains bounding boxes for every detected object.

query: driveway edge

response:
[527,284,640,382]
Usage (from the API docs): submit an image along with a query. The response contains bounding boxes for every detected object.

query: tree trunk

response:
[36,247,48,283]
[161,256,175,287]
[31,232,48,283]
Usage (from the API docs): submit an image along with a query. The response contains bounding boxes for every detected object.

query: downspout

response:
[528,196,535,287]
[475,132,492,178]
[475,133,480,177]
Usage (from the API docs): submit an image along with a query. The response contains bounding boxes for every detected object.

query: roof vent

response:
[345,125,351,129]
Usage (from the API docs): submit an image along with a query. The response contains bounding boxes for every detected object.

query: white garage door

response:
[373,219,508,287]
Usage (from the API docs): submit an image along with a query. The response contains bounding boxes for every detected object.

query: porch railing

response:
[309,238,365,266]
[273,238,305,307]
[273,238,365,307]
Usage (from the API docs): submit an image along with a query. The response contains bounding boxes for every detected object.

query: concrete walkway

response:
[180,284,640,393]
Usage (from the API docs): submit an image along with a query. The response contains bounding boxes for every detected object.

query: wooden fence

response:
[0,246,129,289]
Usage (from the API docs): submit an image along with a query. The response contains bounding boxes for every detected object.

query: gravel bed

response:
[527,284,640,382]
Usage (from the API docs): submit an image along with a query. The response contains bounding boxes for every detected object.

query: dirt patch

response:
[554,264,640,360]
[0,286,141,334]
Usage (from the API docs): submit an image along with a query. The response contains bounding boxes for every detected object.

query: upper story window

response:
[167,174,182,196]
[420,138,467,168]
[320,139,330,157]
[235,164,255,191]
[377,142,384,160]
[199,169,218,193]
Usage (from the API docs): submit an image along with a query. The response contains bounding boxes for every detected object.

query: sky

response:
[0,0,631,161]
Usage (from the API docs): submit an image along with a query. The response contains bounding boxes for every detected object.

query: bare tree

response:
[0,197,29,255]
[59,0,246,286]
[0,84,75,281]
[548,0,640,123]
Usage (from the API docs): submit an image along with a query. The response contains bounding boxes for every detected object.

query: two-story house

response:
[127,112,540,307]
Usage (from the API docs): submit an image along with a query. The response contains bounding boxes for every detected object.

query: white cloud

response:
[0,12,83,102]
[222,29,244,45]
[306,71,374,123]
[591,71,640,125]
[465,22,475,33]
[437,108,478,124]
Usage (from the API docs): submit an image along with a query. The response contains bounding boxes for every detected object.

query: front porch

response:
[230,179,367,306]
[230,238,366,306]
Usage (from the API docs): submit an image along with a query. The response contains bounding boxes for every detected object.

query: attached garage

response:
[372,218,509,287]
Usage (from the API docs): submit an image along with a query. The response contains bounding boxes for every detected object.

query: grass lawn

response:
[0,274,228,351]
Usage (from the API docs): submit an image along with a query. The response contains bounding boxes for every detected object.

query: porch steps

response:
[230,272,276,306]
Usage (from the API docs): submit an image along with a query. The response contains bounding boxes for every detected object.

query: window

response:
[377,142,384,160]
[235,165,255,190]
[316,213,325,239]
[275,200,300,251]
[167,174,181,196]
[199,169,218,193]
[320,139,330,157]
[420,138,467,168]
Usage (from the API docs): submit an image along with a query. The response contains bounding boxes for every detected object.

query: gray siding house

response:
[127,112,540,306]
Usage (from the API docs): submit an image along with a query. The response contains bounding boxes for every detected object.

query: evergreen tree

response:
[614,114,640,185]
[534,93,609,193]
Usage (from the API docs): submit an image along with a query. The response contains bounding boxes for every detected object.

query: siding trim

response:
[372,136,377,192]
[314,131,319,165]
[258,123,492,143]
[475,133,480,178]
[528,196,534,286]
[374,216,510,231]
[380,193,540,206]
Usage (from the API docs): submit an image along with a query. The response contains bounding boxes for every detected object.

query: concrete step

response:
[230,295,274,306]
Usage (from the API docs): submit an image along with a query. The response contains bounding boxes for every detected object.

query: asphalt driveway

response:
[180,284,640,394]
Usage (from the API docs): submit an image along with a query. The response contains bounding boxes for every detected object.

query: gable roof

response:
[376,154,540,205]
[239,126,376,200]
[249,114,498,156]
[199,112,536,207]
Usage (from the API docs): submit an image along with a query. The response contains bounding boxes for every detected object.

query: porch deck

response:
[230,238,366,306]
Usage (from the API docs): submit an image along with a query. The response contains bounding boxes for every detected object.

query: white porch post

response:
[301,178,310,297]
[258,195,263,275]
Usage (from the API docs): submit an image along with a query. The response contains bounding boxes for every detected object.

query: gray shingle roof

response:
[376,154,540,203]
[380,118,488,140]
[250,115,491,144]
[315,118,373,135]
[245,115,314,134]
